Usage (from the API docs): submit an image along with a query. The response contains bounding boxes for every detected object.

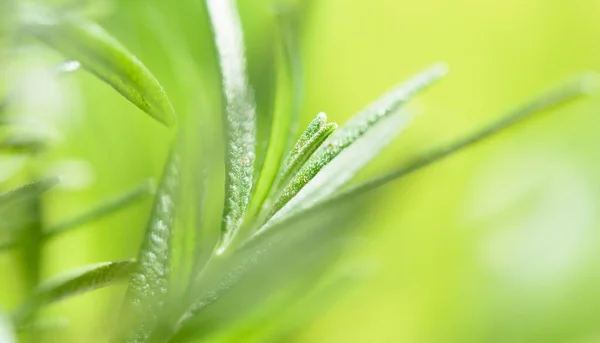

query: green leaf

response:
[207,0,257,254]
[335,72,597,199]
[22,8,176,126]
[245,7,305,222]
[265,108,411,231]
[170,194,362,343]
[248,274,357,343]
[276,112,337,193]
[14,260,136,325]
[44,178,155,239]
[0,180,56,292]
[253,112,337,226]
[0,177,59,208]
[0,179,154,251]
[269,63,447,216]
[275,72,596,229]
[115,150,179,343]
[197,270,356,343]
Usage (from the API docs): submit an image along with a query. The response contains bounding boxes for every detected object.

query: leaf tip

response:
[316,112,327,124]
[577,71,600,95]
[155,102,177,127]
[431,61,449,78]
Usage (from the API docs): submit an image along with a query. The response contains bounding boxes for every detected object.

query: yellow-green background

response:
[2,0,600,342]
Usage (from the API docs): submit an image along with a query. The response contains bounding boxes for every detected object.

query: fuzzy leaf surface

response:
[270,63,447,215]
[207,0,257,254]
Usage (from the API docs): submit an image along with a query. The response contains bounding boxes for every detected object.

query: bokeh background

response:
[2,0,600,342]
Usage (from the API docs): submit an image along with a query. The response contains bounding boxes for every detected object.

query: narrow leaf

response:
[207,0,257,254]
[0,177,59,234]
[262,72,596,235]
[116,150,179,343]
[277,6,305,155]
[269,63,447,215]
[45,178,154,239]
[22,8,176,126]
[171,194,362,342]
[245,10,305,222]
[335,72,596,199]
[0,179,154,251]
[0,177,59,208]
[264,109,410,231]
[14,260,136,325]
[0,137,45,153]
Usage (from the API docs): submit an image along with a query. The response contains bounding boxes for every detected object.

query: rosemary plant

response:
[0,0,594,342]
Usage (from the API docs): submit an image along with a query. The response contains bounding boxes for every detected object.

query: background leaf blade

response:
[23,9,176,126]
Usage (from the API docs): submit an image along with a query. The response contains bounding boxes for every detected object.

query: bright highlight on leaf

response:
[206,0,257,255]
[22,9,176,126]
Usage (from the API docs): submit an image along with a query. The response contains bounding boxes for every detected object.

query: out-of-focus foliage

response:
[1,0,600,342]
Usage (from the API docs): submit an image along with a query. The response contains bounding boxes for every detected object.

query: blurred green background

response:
[3,0,600,342]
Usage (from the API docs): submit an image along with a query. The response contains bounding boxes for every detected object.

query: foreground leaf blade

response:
[116,150,179,343]
[267,109,411,229]
[276,113,337,191]
[270,63,447,215]
[0,179,154,251]
[246,9,305,221]
[23,10,176,126]
[268,73,596,232]
[207,0,257,254]
[171,194,363,342]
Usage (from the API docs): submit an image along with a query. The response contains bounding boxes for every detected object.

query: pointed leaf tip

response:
[265,64,445,219]
[578,71,600,94]
[22,8,176,126]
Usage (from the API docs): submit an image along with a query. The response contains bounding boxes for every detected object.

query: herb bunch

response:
[0,0,594,342]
